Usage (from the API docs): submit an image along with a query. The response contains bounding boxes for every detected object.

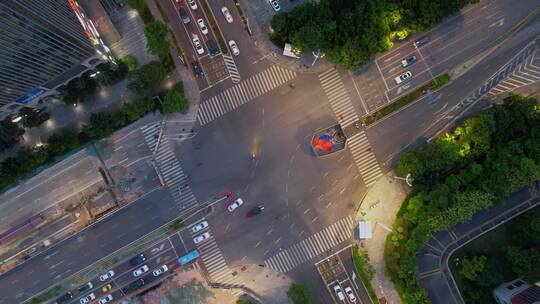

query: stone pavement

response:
[226,263,293,304]
[354,174,411,304]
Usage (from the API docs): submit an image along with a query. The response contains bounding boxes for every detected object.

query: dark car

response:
[206,40,219,56]
[191,61,203,78]
[246,205,265,218]
[413,36,430,48]
[77,281,93,292]
[129,253,146,266]
[54,292,73,304]
[122,278,145,294]
[401,55,417,68]
[179,8,190,24]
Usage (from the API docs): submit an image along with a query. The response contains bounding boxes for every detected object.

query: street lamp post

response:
[393,173,414,187]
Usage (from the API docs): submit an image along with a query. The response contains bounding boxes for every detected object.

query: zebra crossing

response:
[140,121,161,152]
[488,48,540,96]
[197,65,297,125]
[190,224,243,296]
[319,68,359,128]
[264,216,354,273]
[223,54,240,83]
[347,131,382,188]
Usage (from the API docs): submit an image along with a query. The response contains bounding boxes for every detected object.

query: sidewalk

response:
[354,174,411,304]
[228,263,293,304]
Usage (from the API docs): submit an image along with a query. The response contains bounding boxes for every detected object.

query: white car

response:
[269,0,281,11]
[80,293,96,304]
[192,36,204,55]
[333,285,345,301]
[228,40,240,56]
[197,18,209,35]
[193,232,210,244]
[98,294,113,304]
[191,221,208,233]
[188,0,197,10]
[153,264,169,276]
[227,198,243,212]
[99,270,115,282]
[394,71,412,84]
[221,7,233,23]
[133,264,149,277]
[344,287,356,302]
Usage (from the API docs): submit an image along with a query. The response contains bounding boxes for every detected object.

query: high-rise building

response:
[0,0,112,119]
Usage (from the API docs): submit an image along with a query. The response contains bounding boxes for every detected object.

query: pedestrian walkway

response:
[264,216,354,273]
[347,131,382,188]
[223,55,241,84]
[140,121,161,152]
[189,223,243,296]
[319,68,359,128]
[488,48,540,96]
[197,65,297,125]
[153,140,198,213]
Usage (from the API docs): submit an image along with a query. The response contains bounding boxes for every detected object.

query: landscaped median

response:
[200,0,228,54]
[352,244,378,303]
[363,73,451,126]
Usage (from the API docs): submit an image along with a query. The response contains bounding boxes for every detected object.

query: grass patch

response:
[27,285,62,304]
[199,0,228,55]
[432,74,450,89]
[352,245,378,303]
[168,219,185,232]
[363,73,451,126]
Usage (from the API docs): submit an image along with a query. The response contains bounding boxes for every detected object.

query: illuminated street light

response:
[393,173,414,187]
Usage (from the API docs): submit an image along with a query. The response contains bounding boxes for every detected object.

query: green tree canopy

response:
[162,83,189,114]
[459,255,487,281]
[287,283,312,304]
[127,61,166,95]
[121,54,138,71]
[144,21,170,58]
[127,0,146,12]
[0,118,25,151]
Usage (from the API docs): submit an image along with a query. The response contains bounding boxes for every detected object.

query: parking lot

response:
[315,247,364,304]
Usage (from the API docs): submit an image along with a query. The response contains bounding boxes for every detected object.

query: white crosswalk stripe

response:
[223,54,240,83]
[488,48,540,96]
[319,68,359,128]
[264,216,354,273]
[140,122,161,152]
[190,228,243,296]
[153,140,198,212]
[347,131,382,187]
[197,65,297,125]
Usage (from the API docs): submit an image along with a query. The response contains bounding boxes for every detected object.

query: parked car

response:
[228,40,240,56]
[191,61,203,78]
[221,7,233,23]
[133,265,149,277]
[79,293,95,304]
[207,39,219,55]
[179,8,190,24]
[193,232,210,244]
[227,198,243,212]
[414,36,430,48]
[344,287,357,302]
[394,71,412,84]
[98,295,113,304]
[192,221,209,233]
[401,55,417,68]
[153,264,169,276]
[129,253,146,266]
[99,270,115,282]
[192,35,204,55]
[101,283,112,293]
[269,0,281,11]
[122,278,145,294]
[333,285,345,301]
[55,292,73,304]
[197,18,209,35]
[78,282,93,292]
[188,0,197,10]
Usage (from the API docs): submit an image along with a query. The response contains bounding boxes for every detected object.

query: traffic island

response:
[363,73,451,126]
[311,124,347,157]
